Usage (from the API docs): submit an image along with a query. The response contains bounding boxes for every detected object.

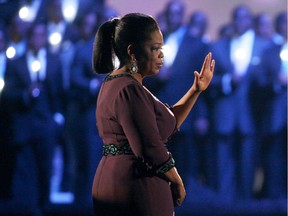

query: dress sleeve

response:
[114,83,175,172]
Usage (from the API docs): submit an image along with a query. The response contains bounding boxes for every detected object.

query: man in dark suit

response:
[68,7,106,207]
[255,11,287,199]
[4,21,64,215]
[0,22,16,201]
[210,5,271,201]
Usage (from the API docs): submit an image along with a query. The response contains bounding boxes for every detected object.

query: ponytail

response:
[92,18,119,74]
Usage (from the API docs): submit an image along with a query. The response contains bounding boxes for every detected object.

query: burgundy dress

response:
[92,74,177,216]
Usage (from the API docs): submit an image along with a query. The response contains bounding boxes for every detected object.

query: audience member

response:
[210,4,271,201]
[44,0,80,96]
[272,10,287,45]
[0,23,15,200]
[45,0,79,54]
[253,12,274,40]
[74,0,105,22]
[254,11,287,199]
[185,10,217,190]
[218,23,234,39]
[156,11,169,38]
[68,6,108,207]
[6,12,30,59]
[44,0,80,196]
[0,1,20,23]
[4,21,65,215]
[59,6,100,194]
[187,10,210,43]
[17,0,48,23]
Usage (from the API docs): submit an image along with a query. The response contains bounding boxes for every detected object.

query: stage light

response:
[19,6,29,21]
[280,45,288,75]
[6,46,16,59]
[0,78,4,93]
[162,44,173,67]
[280,47,288,61]
[63,5,77,22]
[235,48,246,60]
[49,32,62,46]
[162,44,170,57]
[31,60,41,73]
[62,0,79,23]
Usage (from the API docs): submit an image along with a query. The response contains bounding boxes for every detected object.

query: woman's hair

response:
[92,13,160,74]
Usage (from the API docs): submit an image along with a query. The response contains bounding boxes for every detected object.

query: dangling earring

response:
[128,58,138,74]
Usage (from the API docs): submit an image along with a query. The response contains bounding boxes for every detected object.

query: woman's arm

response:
[163,167,186,206]
[171,52,215,128]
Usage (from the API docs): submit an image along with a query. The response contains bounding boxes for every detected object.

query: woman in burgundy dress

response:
[91,13,215,216]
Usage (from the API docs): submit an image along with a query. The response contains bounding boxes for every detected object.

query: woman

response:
[92,13,214,216]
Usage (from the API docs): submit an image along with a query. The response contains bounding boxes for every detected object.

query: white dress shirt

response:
[27,48,47,82]
[230,30,255,76]
[163,26,186,68]
[280,42,288,77]
[0,52,6,80]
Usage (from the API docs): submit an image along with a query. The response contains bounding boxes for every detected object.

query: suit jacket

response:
[3,51,64,144]
[0,55,12,147]
[70,38,105,110]
[256,44,287,133]
[210,33,271,135]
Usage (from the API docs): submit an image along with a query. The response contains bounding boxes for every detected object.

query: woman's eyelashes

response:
[151,46,163,52]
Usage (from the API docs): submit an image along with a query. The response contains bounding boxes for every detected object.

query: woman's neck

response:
[111,67,143,84]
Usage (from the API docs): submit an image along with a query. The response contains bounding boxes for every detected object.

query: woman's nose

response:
[159,50,164,59]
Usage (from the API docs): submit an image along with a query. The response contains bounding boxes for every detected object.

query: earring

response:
[128,58,138,74]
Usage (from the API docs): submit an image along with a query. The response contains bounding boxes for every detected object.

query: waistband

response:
[102,143,134,156]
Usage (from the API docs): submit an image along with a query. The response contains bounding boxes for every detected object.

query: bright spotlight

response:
[63,5,77,22]
[31,60,41,72]
[49,32,62,46]
[62,0,79,23]
[0,78,4,93]
[235,48,246,60]
[6,46,16,59]
[280,49,288,61]
[19,6,29,20]
[162,45,171,57]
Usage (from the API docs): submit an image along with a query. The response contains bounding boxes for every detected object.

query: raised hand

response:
[193,52,215,92]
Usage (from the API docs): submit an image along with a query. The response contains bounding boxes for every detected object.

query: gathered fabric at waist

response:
[102,143,134,156]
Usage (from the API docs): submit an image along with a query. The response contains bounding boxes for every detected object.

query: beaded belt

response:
[103,143,134,156]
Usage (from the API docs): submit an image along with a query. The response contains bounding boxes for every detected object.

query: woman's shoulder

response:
[106,75,155,103]
[102,74,143,96]
[104,73,141,90]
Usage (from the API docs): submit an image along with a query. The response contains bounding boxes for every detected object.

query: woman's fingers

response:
[211,58,216,72]
[200,52,212,76]
[203,53,215,77]
[200,52,209,74]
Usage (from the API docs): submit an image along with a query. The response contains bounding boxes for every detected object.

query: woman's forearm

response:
[171,86,202,128]
[163,167,183,185]
[171,53,214,129]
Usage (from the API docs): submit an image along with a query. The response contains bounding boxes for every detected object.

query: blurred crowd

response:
[0,0,287,215]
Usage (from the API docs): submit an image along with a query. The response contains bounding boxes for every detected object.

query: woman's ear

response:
[127,44,136,60]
